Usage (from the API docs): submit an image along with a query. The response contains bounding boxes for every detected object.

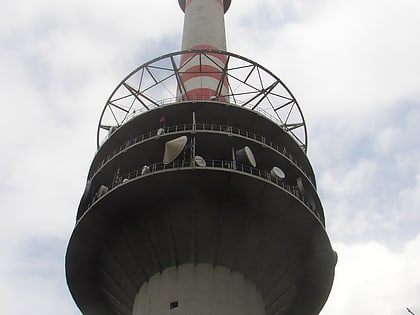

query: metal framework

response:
[97,50,308,152]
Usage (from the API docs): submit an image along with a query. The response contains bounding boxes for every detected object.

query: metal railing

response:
[92,123,315,186]
[84,159,323,226]
[122,98,284,127]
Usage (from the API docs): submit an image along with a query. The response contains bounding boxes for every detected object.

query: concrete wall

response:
[132,264,266,315]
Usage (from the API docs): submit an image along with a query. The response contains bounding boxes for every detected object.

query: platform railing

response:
[123,98,283,128]
[92,123,314,185]
[84,159,323,226]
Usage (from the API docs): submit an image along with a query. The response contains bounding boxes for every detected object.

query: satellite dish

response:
[79,180,92,211]
[297,177,316,210]
[270,167,285,180]
[163,136,188,164]
[236,146,256,167]
[141,165,150,175]
[97,185,109,198]
[194,155,206,167]
[297,177,305,196]
[157,128,165,136]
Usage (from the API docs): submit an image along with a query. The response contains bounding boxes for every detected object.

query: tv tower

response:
[66,1,337,314]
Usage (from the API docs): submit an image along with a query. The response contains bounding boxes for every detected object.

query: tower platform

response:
[67,95,336,314]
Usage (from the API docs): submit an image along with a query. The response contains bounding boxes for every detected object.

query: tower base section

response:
[133,263,265,315]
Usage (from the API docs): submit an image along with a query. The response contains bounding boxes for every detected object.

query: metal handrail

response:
[123,99,285,131]
[92,123,315,186]
[84,159,323,226]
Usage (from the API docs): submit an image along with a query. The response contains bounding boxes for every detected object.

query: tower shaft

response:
[133,264,265,315]
[181,0,227,51]
[178,0,229,102]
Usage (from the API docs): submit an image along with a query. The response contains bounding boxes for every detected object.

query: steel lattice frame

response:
[97,50,308,152]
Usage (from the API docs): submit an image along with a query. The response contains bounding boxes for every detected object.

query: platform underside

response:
[67,168,335,315]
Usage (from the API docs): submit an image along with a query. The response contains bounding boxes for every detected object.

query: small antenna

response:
[407,307,416,315]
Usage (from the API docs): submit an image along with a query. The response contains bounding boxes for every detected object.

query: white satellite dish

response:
[236,146,256,167]
[270,167,285,180]
[163,136,188,164]
[297,177,305,196]
[141,165,150,175]
[297,177,316,209]
[194,155,206,167]
[97,185,109,198]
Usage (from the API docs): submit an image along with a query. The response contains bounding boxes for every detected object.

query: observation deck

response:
[66,50,336,315]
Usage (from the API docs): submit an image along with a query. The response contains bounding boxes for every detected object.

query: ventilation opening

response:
[170,301,179,310]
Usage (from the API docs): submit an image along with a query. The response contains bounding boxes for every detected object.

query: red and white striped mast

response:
[177,0,231,102]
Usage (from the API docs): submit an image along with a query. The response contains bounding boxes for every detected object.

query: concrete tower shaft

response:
[177,0,230,102]
[180,0,229,51]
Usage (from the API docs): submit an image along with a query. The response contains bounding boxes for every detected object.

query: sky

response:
[0,0,419,314]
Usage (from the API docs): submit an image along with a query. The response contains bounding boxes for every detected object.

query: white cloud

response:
[0,236,78,314]
[228,0,420,122]
[311,101,420,246]
[322,234,420,314]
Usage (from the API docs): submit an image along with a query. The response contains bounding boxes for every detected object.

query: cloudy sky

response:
[1,0,419,314]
